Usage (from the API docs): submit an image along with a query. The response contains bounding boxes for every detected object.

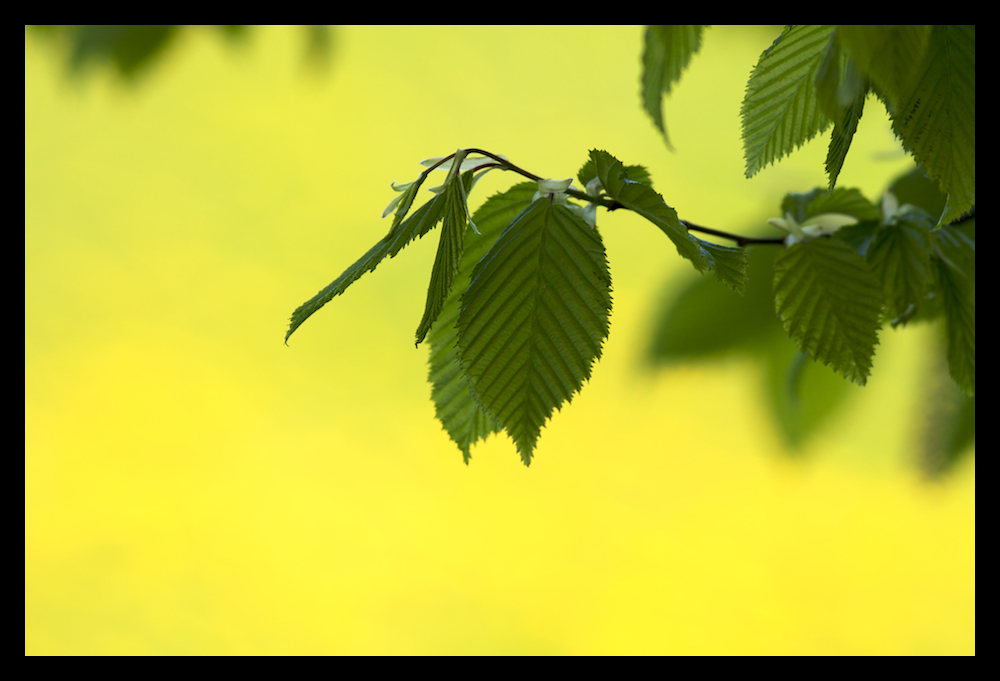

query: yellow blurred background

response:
[25,26,974,655]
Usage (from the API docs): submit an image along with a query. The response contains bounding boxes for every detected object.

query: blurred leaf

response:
[888,25,975,223]
[641,25,707,148]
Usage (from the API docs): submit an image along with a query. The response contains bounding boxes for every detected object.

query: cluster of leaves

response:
[643,25,975,223]
[289,25,974,466]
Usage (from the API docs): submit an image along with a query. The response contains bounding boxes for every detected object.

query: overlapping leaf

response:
[773,237,882,385]
[414,170,475,346]
[286,175,451,343]
[741,25,835,178]
[888,25,975,223]
[458,197,612,465]
[427,182,537,462]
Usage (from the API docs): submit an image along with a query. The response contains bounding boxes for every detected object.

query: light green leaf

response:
[427,182,536,462]
[414,170,474,346]
[773,238,883,385]
[286,183,449,343]
[889,25,975,223]
[641,25,706,148]
[458,198,612,465]
[741,25,835,178]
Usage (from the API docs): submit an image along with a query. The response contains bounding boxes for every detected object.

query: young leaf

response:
[889,25,975,224]
[414,170,475,346]
[427,182,537,462]
[773,237,882,385]
[641,25,706,149]
[286,183,449,343]
[741,25,835,178]
[457,198,612,465]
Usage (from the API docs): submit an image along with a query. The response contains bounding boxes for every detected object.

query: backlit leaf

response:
[427,182,536,462]
[458,198,612,465]
[773,237,882,385]
[742,25,835,178]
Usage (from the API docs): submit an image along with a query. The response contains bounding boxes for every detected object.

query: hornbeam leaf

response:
[286,186,450,343]
[591,149,710,271]
[773,237,882,385]
[931,224,975,395]
[458,198,612,465]
[641,25,707,148]
[427,182,536,462]
[415,170,475,346]
[742,25,835,178]
[889,25,975,223]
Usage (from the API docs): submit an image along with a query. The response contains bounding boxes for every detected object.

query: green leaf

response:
[931,224,975,395]
[286,181,449,343]
[427,182,537,462]
[814,34,869,189]
[694,237,749,295]
[866,218,933,323]
[590,149,709,271]
[773,238,883,385]
[741,25,835,178]
[414,170,474,346]
[836,25,932,109]
[457,198,612,465]
[889,25,975,223]
[641,25,706,148]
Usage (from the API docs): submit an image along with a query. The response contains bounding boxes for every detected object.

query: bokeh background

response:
[25,26,974,655]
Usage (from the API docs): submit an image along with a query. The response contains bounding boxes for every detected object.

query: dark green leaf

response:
[427,182,537,462]
[773,238,883,385]
[458,198,612,465]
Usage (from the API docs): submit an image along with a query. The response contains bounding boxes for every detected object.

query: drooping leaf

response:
[427,182,537,462]
[931,223,975,395]
[641,25,707,148]
[836,25,932,109]
[773,237,883,385]
[888,25,975,223]
[590,149,709,271]
[414,170,475,346]
[286,180,449,343]
[741,25,835,178]
[814,34,869,189]
[866,217,934,323]
[458,198,612,465]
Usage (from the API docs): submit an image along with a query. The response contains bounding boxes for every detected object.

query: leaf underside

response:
[458,197,612,465]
